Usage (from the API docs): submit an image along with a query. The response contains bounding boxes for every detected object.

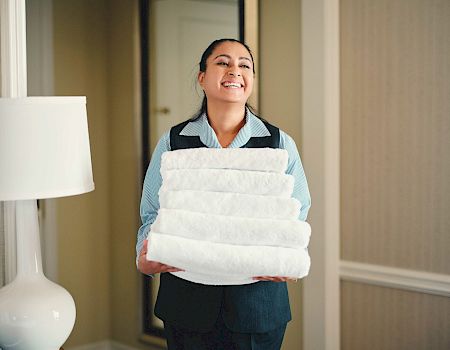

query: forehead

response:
[209,41,252,60]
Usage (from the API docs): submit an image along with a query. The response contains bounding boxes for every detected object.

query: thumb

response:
[141,239,148,254]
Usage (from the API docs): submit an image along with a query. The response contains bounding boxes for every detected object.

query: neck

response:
[205,102,246,137]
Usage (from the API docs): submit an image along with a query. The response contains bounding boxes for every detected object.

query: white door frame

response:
[301,0,341,349]
[1,0,28,284]
[25,0,57,282]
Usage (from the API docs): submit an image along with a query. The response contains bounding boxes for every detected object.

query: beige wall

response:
[341,281,450,350]
[53,0,146,348]
[260,1,304,350]
[53,0,111,346]
[107,0,146,348]
[340,0,450,349]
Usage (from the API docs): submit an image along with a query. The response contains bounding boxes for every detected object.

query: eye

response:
[217,62,228,66]
[240,64,251,69]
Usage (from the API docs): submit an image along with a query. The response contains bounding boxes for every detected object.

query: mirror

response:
[139,0,259,345]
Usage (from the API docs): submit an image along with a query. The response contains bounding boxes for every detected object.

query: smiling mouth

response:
[221,82,243,89]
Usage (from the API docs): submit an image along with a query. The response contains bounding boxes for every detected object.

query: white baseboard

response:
[340,260,450,297]
[66,340,142,350]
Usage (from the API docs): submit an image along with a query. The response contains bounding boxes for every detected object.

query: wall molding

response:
[340,260,450,298]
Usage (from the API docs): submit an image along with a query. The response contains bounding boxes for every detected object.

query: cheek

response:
[245,77,254,91]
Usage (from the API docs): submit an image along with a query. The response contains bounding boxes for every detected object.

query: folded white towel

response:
[160,168,295,198]
[159,190,301,220]
[153,208,311,248]
[146,147,312,285]
[147,232,311,285]
[161,148,289,173]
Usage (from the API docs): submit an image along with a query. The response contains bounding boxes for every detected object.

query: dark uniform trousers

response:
[155,119,291,349]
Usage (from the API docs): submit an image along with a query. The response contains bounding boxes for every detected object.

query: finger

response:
[161,264,184,272]
[263,276,276,280]
[165,268,184,272]
[164,267,179,271]
[160,264,175,270]
[262,276,285,282]
[253,276,273,281]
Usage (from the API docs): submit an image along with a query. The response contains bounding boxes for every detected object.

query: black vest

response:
[154,118,291,333]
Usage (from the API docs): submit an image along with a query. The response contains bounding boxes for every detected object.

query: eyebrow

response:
[214,54,252,63]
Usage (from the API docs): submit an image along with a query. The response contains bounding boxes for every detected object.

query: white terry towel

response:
[153,208,311,249]
[147,232,311,285]
[160,168,295,198]
[161,148,289,173]
[159,189,301,220]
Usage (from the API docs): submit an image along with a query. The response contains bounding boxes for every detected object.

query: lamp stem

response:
[0,199,76,349]
[15,200,43,278]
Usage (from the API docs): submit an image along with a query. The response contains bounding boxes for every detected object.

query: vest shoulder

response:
[256,118,280,138]
[257,117,292,140]
[170,119,193,132]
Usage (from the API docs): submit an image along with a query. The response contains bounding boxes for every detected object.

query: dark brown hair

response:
[189,38,264,122]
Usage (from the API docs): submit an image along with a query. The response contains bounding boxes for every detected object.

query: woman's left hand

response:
[252,276,297,282]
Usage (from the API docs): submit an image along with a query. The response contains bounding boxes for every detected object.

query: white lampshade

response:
[0,96,94,200]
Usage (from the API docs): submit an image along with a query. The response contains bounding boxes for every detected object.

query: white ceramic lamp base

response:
[0,200,76,350]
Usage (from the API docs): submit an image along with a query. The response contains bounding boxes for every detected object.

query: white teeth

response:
[222,82,241,88]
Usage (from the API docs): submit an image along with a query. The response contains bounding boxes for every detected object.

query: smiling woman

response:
[136,36,312,350]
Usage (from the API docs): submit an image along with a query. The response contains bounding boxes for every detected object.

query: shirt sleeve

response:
[280,130,312,221]
[136,131,171,274]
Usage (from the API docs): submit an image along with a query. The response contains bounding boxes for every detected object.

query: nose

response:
[228,71,241,77]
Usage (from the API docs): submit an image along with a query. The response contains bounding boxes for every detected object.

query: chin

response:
[223,99,247,105]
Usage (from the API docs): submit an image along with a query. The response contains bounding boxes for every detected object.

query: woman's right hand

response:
[138,239,184,275]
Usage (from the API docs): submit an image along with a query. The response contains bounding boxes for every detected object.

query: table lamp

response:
[0,96,94,349]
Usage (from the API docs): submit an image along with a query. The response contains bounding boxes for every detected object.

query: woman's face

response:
[198,41,254,106]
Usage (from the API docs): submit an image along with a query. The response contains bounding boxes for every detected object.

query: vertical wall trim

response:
[244,0,259,110]
[1,0,27,96]
[26,0,57,282]
[301,0,340,349]
[1,0,28,284]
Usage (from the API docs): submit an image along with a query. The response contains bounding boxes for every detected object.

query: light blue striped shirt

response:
[136,108,312,262]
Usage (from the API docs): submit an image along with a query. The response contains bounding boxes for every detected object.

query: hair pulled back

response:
[190,38,262,121]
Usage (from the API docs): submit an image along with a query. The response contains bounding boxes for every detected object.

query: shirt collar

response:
[179,107,271,148]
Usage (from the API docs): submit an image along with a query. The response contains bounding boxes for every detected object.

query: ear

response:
[198,71,205,87]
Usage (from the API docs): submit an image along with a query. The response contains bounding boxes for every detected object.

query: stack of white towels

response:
[146,147,311,285]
